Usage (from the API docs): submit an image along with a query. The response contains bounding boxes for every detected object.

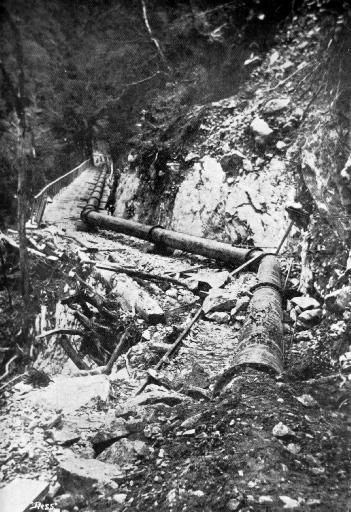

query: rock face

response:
[58,452,125,493]
[26,374,111,413]
[171,156,226,236]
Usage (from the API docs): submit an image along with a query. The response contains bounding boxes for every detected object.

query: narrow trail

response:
[43,165,109,230]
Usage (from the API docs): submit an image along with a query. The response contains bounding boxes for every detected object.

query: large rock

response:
[263,97,290,114]
[250,117,273,138]
[26,374,111,413]
[325,286,351,313]
[0,478,49,512]
[290,296,320,311]
[97,438,151,465]
[220,150,245,174]
[297,308,322,326]
[58,451,125,494]
[92,418,129,445]
[203,288,237,314]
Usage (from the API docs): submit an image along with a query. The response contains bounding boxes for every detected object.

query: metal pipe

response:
[233,254,284,374]
[81,207,263,267]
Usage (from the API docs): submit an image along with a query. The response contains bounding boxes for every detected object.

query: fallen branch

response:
[36,328,84,340]
[135,306,203,395]
[0,355,18,383]
[59,335,89,370]
[141,0,171,72]
[104,328,131,374]
[96,261,195,290]
[230,253,264,278]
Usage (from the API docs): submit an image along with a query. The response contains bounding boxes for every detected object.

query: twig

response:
[36,328,84,339]
[268,61,309,92]
[276,220,294,255]
[0,355,18,383]
[104,328,131,374]
[135,306,203,395]
[0,373,24,393]
[141,0,171,72]
[230,253,264,278]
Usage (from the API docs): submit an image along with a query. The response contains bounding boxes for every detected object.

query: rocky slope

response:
[1,2,351,512]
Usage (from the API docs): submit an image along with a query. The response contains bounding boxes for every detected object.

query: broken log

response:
[59,335,89,371]
[95,268,165,324]
[100,259,196,290]
[135,305,203,395]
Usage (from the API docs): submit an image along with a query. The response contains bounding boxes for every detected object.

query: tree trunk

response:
[15,112,30,304]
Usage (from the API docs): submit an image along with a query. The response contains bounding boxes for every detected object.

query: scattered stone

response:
[227,498,243,511]
[184,152,200,163]
[181,413,203,429]
[206,311,230,324]
[250,117,273,138]
[242,159,253,172]
[112,493,127,504]
[259,496,273,504]
[276,141,287,150]
[142,330,151,341]
[97,438,149,465]
[221,150,246,174]
[166,288,178,298]
[298,308,322,325]
[290,296,320,311]
[263,97,290,114]
[183,429,196,436]
[58,452,125,493]
[0,478,50,512]
[50,427,80,446]
[181,385,211,401]
[272,422,295,439]
[26,374,111,413]
[203,288,237,314]
[230,296,250,317]
[190,270,230,290]
[286,443,301,455]
[54,493,78,509]
[295,394,318,408]
[279,496,304,509]
[91,418,129,445]
[117,389,185,414]
[192,490,205,497]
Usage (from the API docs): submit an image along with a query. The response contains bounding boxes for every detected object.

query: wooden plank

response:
[0,478,49,512]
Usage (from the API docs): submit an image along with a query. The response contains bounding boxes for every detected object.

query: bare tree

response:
[0,5,31,307]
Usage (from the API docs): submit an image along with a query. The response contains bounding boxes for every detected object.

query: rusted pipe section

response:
[81,165,108,218]
[233,254,284,374]
[81,207,263,267]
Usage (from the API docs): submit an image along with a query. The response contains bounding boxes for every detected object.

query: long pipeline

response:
[81,176,263,267]
[81,169,284,373]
